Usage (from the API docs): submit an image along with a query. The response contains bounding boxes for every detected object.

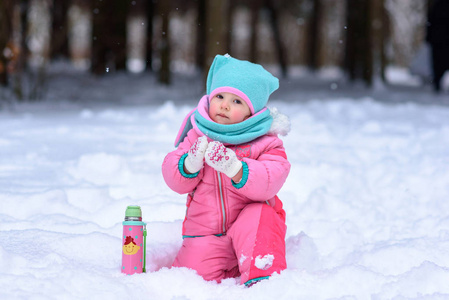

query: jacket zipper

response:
[217,171,227,234]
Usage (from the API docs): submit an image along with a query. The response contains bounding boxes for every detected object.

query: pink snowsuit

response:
[162,128,290,285]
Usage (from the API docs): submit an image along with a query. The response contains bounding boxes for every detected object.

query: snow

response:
[255,255,275,270]
[1,67,449,299]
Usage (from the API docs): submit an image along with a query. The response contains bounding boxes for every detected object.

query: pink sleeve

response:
[237,138,290,201]
[162,130,203,194]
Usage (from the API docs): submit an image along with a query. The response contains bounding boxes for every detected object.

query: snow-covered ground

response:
[1,68,449,299]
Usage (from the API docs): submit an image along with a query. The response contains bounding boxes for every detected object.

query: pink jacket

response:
[162,129,290,237]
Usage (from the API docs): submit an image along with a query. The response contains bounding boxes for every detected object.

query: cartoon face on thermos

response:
[121,205,147,275]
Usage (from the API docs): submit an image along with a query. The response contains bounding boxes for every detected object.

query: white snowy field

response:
[1,71,449,299]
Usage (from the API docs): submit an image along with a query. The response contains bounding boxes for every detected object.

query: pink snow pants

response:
[172,203,287,285]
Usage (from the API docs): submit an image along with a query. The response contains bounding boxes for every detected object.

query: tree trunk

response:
[344,0,371,85]
[195,0,206,72]
[205,0,230,66]
[307,0,321,71]
[145,0,155,71]
[0,0,13,87]
[266,0,287,77]
[226,0,234,57]
[91,0,127,74]
[370,0,386,86]
[50,0,69,59]
[249,0,261,63]
[13,0,30,100]
[158,0,171,84]
[344,0,386,87]
[112,0,127,71]
[91,0,108,74]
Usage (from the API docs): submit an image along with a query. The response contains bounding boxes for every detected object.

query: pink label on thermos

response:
[121,224,144,274]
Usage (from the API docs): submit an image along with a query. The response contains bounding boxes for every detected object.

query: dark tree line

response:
[0,0,431,101]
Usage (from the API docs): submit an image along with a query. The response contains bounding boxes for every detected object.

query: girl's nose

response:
[221,99,230,110]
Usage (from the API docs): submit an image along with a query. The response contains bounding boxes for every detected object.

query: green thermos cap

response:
[125,205,142,220]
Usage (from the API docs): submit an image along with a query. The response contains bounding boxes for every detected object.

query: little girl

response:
[162,54,291,286]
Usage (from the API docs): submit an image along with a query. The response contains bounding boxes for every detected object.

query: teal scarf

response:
[174,95,273,147]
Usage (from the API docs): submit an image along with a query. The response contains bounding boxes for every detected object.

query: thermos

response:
[121,205,147,275]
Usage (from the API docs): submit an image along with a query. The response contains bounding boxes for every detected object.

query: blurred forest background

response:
[0,0,436,101]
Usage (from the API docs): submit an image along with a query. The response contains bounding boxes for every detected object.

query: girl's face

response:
[209,92,251,125]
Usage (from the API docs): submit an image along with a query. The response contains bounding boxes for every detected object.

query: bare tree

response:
[113,0,128,71]
[306,0,321,71]
[91,0,128,75]
[205,0,230,66]
[370,0,387,86]
[0,0,14,87]
[249,0,261,63]
[195,0,206,71]
[91,0,108,74]
[158,0,171,84]
[344,0,387,86]
[145,0,155,72]
[265,0,287,77]
[13,0,30,100]
[50,0,69,59]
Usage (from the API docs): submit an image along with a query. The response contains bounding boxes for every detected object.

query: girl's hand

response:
[184,136,208,174]
[205,141,242,179]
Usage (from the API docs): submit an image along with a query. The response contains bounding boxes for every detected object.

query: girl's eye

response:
[234,99,242,104]
[216,94,223,99]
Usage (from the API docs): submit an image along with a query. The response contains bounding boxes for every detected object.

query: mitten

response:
[184,136,208,173]
[205,141,242,178]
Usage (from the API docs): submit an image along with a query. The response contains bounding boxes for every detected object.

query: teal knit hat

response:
[206,54,279,114]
